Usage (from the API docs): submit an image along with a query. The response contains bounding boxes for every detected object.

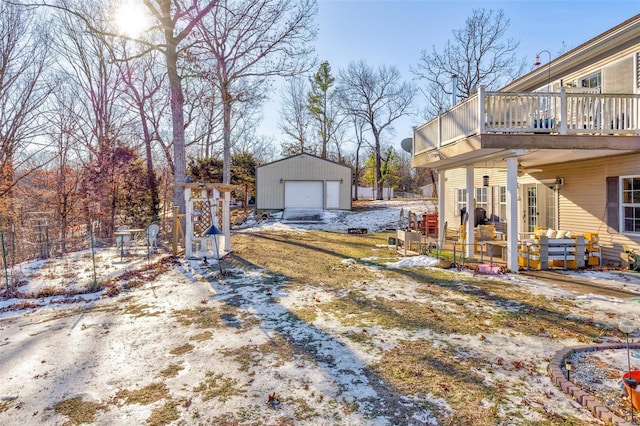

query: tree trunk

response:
[221,84,232,249]
[373,128,383,200]
[138,101,160,221]
[354,149,360,201]
[429,168,438,199]
[165,33,186,216]
[222,85,232,184]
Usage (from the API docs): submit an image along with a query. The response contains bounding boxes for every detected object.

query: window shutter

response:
[606,176,619,232]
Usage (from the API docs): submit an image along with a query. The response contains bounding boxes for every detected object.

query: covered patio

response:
[413,87,640,272]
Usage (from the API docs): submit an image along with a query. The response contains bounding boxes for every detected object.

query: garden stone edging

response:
[550,343,640,425]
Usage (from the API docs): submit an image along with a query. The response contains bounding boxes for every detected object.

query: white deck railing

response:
[413,86,640,153]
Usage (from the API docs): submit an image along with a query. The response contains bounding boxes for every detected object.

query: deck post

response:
[559,87,567,134]
[465,165,475,259]
[438,169,446,248]
[478,86,485,134]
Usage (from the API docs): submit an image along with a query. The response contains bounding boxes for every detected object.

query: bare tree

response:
[338,61,414,200]
[412,8,526,117]
[116,42,166,221]
[51,4,130,235]
[0,2,53,224]
[192,0,317,183]
[21,0,224,215]
[327,119,348,162]
[44,81,85,252]
[350,115,367,201]
[189,84,223,159]
[279,76,315,156]
[139,0,221,214]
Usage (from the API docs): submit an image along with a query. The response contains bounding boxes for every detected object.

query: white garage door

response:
[284,181,323,209]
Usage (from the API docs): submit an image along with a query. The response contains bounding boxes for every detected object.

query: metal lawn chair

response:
[147,223,159,252]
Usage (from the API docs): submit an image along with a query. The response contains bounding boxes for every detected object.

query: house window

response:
[580,72,601,89]
[622,176,640,233]
[455,188,467,216]
[476,187,488,210]
[498,186,507,221]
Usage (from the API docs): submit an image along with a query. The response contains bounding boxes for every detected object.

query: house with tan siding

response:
[412,14,640,271]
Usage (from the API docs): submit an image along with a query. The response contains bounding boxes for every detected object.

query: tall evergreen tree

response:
[308,61,335,158]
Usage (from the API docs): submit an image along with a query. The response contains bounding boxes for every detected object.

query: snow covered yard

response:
[1,200,640,425]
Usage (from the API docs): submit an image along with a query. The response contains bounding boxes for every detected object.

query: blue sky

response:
[260,0,640,153]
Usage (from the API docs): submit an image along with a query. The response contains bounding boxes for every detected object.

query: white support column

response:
[184,187,194,258]
[465,165,475,259]
[437,169,445,248]
[222,191,231,252]
[506,157,519,272]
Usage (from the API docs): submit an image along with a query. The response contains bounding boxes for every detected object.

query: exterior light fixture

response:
[280,178,284,184]
[482,175,489,187]
[204,224,224,274]
[565,359,573,380]
[553,177,564,191]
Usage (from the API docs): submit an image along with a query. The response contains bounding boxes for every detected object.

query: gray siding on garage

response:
[256,153,352,210]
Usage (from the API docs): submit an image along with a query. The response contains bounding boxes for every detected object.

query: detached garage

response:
[256,153,352,211]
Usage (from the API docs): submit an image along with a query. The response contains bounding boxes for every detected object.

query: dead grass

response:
[374,339,587,425]
[232,232,387,290]
[374,339,500,425]
[288,305,318,323]
[193,372,244,402]
[227,229,615,425]
[53,397,107,425]
[122,303,160,318]
[220,333,297,373]
[189,331,213,341]
[169,343,194,356]
[114,382,170,405]
[173,305,259,331]
[146,399,180,426]
[284,396,317,420]
[159,364,184,378]
[255,334,296,366]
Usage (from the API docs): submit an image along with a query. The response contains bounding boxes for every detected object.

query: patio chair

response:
[147,223,159,252]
